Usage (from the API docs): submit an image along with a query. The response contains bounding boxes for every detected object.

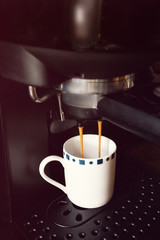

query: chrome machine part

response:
[50,92,77,133]
[54,73,135,120]
[57,92,65,121]
[28,85,65,122]
[28,86,55,103]
[56,73,134,109]
[28,86,77,133]
[56,74,134,95]
[149,62,160,97]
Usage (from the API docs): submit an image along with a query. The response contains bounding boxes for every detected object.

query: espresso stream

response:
[78,121,102,158]
[78,126,84,158]
[98,121,102,158]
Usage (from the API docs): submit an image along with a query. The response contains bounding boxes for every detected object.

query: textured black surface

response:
[14,167,160,240]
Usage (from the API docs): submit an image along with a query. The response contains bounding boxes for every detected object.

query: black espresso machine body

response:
[0,0,160,240]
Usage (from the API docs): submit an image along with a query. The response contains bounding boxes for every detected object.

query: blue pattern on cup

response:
[79,160,85,165]
[111,153,115,159]
[64,153,115,165]
[97,159,103,165]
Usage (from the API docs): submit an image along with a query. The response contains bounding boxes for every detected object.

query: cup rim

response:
[63,134,117,160]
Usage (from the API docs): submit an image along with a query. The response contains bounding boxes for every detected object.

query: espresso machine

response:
[0,0,160,239]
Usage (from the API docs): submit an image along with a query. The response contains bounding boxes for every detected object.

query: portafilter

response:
[55,73,134,120]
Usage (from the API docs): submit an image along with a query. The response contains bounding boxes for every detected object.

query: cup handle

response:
[39,155,67,194]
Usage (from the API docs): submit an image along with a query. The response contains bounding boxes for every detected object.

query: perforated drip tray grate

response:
[16,167,160,240]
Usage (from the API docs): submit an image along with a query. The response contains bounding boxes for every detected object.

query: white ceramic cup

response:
[39,134,117,208]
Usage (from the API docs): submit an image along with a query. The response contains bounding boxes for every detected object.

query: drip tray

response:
[16,167,160,240]
[47,196,114,228]
[47,173,131,229]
